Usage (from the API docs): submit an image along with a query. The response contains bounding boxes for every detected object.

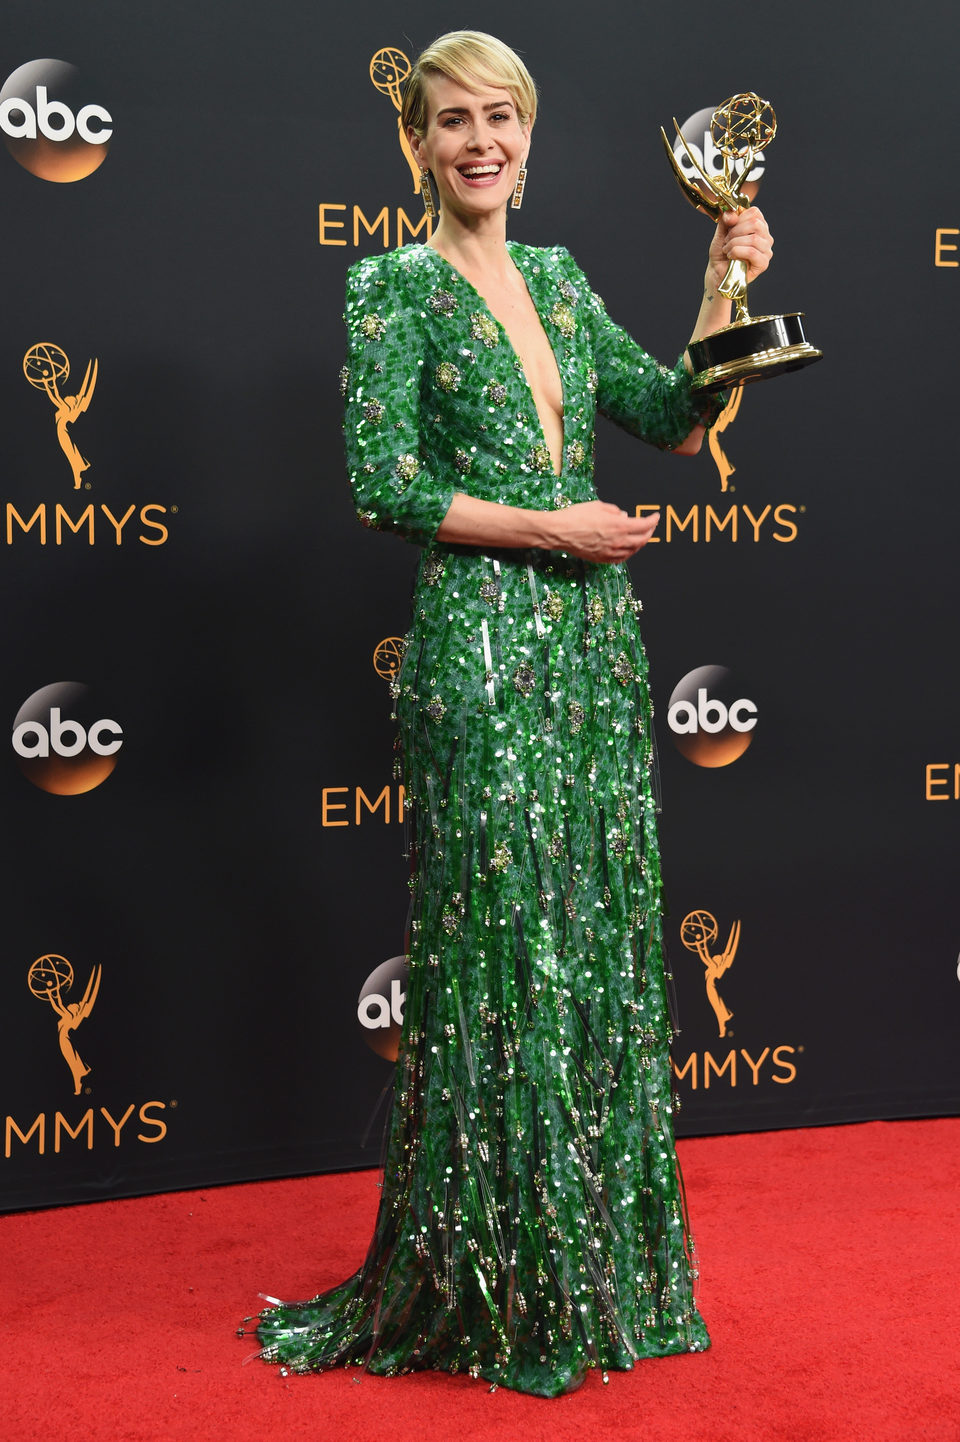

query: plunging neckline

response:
[421,242,567,480]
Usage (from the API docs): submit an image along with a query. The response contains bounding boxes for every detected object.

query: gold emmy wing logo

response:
[369,47,421,195]
[28,953,101,1094]
[681,910,740,1038]
[373,636,407,680]
[708,382,744,492]
[23,341,98,489]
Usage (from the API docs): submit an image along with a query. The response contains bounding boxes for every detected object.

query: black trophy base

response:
[688,312,822,392]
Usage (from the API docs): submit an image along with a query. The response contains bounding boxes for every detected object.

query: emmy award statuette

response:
[661,93,822,391]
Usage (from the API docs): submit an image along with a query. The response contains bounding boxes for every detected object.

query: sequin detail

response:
[429,289,458,315]
[360,313,386,341]
[395,454,420,481]
[548,302,576,339]
[470,313,499,348]
[543,589,564,622]
[422,553,445,586]
[363,399,385,423]
[487,382,507,406]
[513,663,536,697]
[441,892,464,934]
[527,444,552,475]
[435,362,461,393]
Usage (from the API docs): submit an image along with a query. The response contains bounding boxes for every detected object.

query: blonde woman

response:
[252,31,772,1396]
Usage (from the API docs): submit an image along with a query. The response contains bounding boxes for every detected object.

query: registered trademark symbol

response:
[84,481,92,490]
[84,1085,92,1094]
[727,484,735,493]
[170,1098,178,1107]
[797,1045,804,1053]
[799,505,806,513]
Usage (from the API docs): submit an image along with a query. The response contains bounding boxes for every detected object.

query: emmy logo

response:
[708,383,745,493]
[680,911,740,1039]
[23,341,98,489]
[369,48,421,195]
[662,92,821,390]
[668,102,762,492]
[373,636,407,681]
[28,954,102,1094]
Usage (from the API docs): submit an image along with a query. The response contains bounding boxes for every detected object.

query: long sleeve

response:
[556,249,724,449]
[342,254,457,545]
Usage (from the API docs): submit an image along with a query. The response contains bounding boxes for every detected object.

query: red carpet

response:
[2,1119,957,1441]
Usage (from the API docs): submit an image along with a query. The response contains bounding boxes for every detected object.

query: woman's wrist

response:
[524,506,563,550]
[690,276,733,344]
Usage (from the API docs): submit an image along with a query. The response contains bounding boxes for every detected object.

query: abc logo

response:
[672,104,765,190]
[357,955,408,1061]
[667,665,757,768]
[13,682,122,795]
[0,60,112,182]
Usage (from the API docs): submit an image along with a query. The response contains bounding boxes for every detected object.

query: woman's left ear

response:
[407,127,425,168]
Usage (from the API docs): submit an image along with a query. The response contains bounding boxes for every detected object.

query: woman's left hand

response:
[705,207,773,293]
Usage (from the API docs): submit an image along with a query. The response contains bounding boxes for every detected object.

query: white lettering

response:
[0,89,113,144]
[87,719,123,756]
[49,707,85,757]
[11,720,47,757]
[357,980,406,1029]
[677,129,765,184]
[12,710,124,759]
[359,993,391,1029]
[728,698,758,733]
[668,690,758,736]
[77,103,112,143]
[667,699,697,734]
[36,86,74,140]
[0,97,36,138]
[697,688,727,734]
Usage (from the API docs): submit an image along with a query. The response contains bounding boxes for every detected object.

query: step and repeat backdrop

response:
[1,0,957,1210]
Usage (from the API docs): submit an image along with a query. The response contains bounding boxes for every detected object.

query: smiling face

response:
[408,74,530,222]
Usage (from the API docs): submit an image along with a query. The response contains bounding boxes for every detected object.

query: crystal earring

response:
[510,162,528,210]
[419,168,437,219]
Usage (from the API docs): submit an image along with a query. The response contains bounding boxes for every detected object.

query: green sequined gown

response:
[255,242,722,1397]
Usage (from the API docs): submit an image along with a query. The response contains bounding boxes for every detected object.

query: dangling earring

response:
[510,161,528,210]
[419,168,437,219]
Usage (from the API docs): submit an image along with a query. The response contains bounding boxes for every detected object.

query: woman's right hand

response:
[543,499,660,563]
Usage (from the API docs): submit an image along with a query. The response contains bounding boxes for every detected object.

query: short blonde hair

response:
[401,31,538,138]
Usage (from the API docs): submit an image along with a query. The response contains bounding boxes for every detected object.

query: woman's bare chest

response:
[475,278,564,421]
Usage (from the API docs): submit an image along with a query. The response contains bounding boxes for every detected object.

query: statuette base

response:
[688,312,822,392]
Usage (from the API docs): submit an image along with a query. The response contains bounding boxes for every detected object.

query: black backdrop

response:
[1,0,957,1211]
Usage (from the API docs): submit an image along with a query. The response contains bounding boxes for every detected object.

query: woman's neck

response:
[427,210,515,285]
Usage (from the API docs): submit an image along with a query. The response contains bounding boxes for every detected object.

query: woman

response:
[252,31,772,1396]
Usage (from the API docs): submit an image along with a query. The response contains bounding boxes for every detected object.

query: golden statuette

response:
[661,92,822,391]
